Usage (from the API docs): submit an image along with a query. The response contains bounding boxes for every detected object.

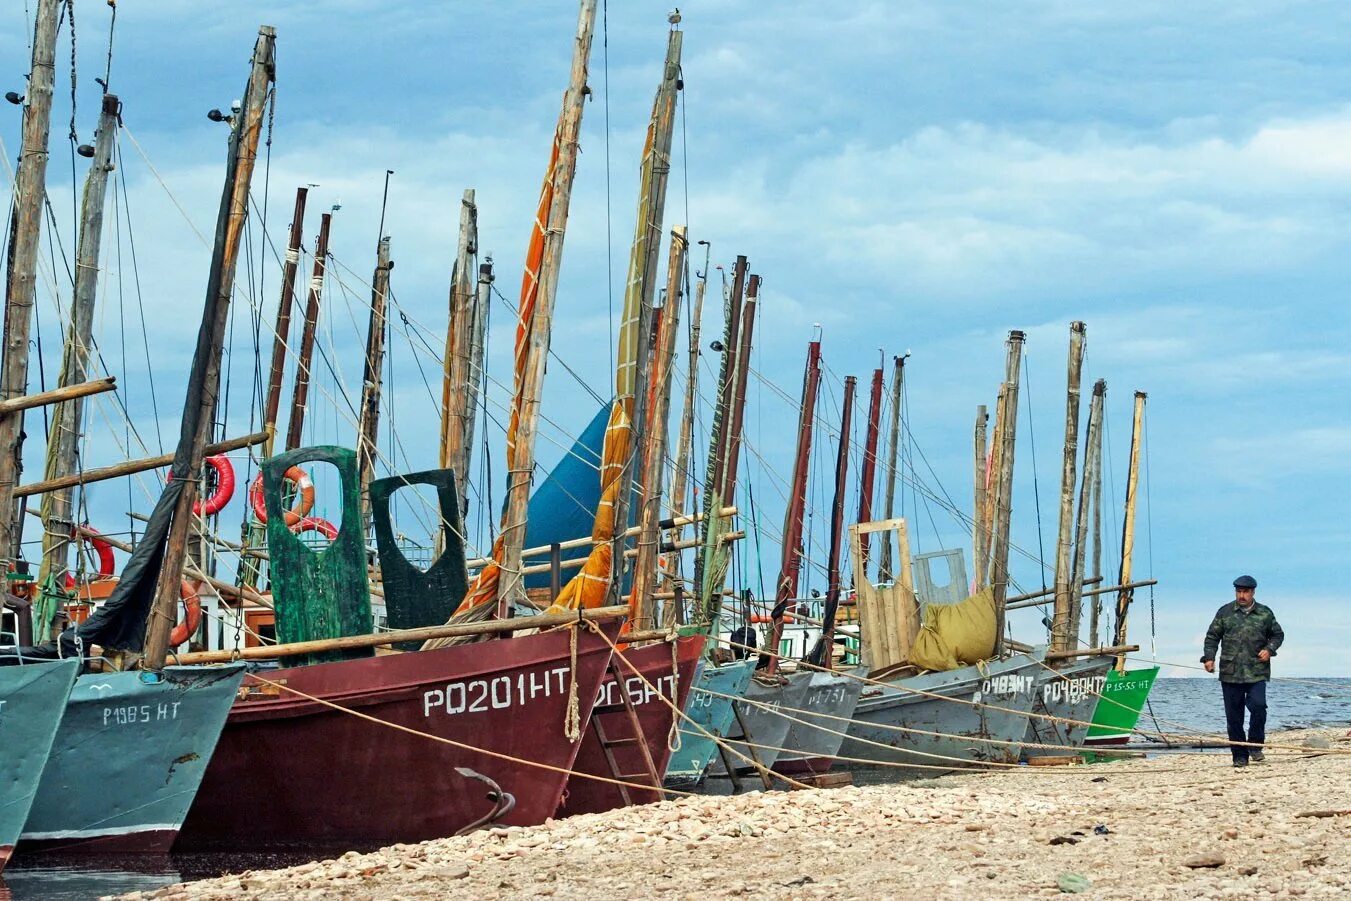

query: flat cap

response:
[1233,574,1257,589]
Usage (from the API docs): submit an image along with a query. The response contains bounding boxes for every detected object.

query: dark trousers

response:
[1221,680,1267,761]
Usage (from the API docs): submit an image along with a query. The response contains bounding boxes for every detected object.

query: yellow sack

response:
[908,587,997,672]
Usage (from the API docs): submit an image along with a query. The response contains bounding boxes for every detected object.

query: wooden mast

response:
[810,374,855,669]
[1088,404,1105,647]
[356,236,392,532]
[32,93,121,641]
[855,365,884,580]
[262,187,309,456]
[662,239,708,604]
[1050,321,1086,653]
[285,212,332,452]
[1112,390,1147,670]
[439,188,479,510]
[0,0,61,565]
[764,335,821,675]
[143,26,277,670]
[877,354,905,583]
[631,228,687,629]
[1068,378,1105,647]
[719,274,758,499]
[495,0,598,609]
[972,404,989,590]
[990,330,1025,656]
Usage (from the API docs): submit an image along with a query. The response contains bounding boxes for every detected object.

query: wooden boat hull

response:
[17,664,246,858]
[663,658,755,786]
[1083,665,1159,746]
[558,634,704,816]
[840,649,1047,774]
[1022,655,1114,757]
[0,659,80,872]
[708,670,813,775]
[179,624,618,850]
[774,667,866,775]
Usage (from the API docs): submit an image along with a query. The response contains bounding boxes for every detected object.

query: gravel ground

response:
[124,729,1350,900]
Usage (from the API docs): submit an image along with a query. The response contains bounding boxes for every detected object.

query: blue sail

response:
[523,403,609,589]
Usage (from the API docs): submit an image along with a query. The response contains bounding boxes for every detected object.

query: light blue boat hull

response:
[0,659,80,871]
[664,659,755,785]
[18,663,245,856]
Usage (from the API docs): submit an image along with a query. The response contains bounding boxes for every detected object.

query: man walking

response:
[1202,575,1284,768]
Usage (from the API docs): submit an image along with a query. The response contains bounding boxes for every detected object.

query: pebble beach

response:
[120,728,1350,901]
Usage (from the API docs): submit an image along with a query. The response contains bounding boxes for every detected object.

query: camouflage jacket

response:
[1202,601,1284,684]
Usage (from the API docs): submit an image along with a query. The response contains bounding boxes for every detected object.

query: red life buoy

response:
[166,455,237,516]
[292,516,338,540]
[249,466,316,526]
[169,579,203,649]
[64,525,117,590]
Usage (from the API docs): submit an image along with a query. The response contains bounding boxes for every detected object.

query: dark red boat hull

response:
[15,829,175,858]
[178,623,618,850]
[558,634,705,816]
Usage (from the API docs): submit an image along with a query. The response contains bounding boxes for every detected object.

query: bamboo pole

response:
[285,211,332,452]
[356,235,392,532]
[663,239,709,601]
[522,529,740,578]
[0,0,61,564]
[496,0,598,610]
[1067,379,1105,646]
[439,188,478,508]
[811,375,855,668]
[991,331,1025,656]
[972,404,989,589]
[0,377,117,416]
[33,95,121,640]
[633,228,687,629]
[143,27,276,671]
[1050,321,1086,652]
[1113,391,1147,671]
[262,187,309,455]
[855,366,884,578]
[877,354,905,583]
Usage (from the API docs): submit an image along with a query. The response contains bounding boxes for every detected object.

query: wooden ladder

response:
[590,656,663,804]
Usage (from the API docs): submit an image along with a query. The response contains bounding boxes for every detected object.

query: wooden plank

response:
[0,376,117,416]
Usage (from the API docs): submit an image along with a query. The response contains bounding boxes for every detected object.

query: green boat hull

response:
[1084,666,1160,745]
[664,659,756,786]
[0,659,80,872]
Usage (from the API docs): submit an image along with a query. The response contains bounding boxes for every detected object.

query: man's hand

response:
[1257,649,1271,662]
[1204,660,1215,673]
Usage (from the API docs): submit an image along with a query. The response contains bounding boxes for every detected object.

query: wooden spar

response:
[356,235,392,532]
[285,211,332,452]
[877,354,905,582]
[262,186,309,457]
[1088,403,1105,646]
[1067,379,1105,645]
[174,605,633,665]
[980,384,1006,585]
[142,27,276,671]
[1007,578,1154,610]
[972,404,989,589]
[720,274,758,500]
[991,330,1025,656]
[1050,321,1086,653]
[34,94,120,634]
[1006,575,1103,606]
[764,336,822,676]
[0,0,60,564]
[1113,390,1147,671]
[439,188,478,510]
[0,376,116,416]
[810,375,855,669]
[662,239,708,602]
[524,529,739,578]
[496,0,598,610]
[856,365,884,578]
[632,228,687,629]
[15,430,267,498]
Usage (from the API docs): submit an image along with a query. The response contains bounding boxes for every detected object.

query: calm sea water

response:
[4,677,1347,901]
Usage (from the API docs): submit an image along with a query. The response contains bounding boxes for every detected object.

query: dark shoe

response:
[1250,750,1265,764]
[1233,758,1248,768]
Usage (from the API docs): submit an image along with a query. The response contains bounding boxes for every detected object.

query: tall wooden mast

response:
[809,374,855,669]
[1068,378,1105,647]
[972,403,989,590]
[262,187,309,457]
[285,212,332,452]
[855,365,884,579]
[1050,321,1086,652]
[0,0,61,565]
[1088,406,1105,646]
[990,330,1025,656]
[876,354,905,582]
[143,26,277,669]
[764,335,821,675]
[32,93,121,641]
[439,188,479,512]
[1113,390,1147,670]
[356,236,392,532]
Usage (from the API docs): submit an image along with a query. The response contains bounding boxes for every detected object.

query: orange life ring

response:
[64,525,116,590]
[169,579,203,648]
[292,516,338,540]
[249,466,315,526]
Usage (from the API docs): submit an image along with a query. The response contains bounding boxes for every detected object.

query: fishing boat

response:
[0,659,79,872]
[708,671,813,775]
[775,666,866,775]
[1023,654,1113,757]
[1084,665,1159,746]
[664,658,756,786]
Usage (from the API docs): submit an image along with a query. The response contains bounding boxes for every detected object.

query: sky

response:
[1,1,1348,676]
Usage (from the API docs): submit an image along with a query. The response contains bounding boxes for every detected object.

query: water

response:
[4,677,1347,900]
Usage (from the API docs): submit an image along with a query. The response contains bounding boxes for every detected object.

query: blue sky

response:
[2,2,1347,675]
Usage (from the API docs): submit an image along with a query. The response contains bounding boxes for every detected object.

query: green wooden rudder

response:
[369,468,468,650]
[263,446,373,665]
